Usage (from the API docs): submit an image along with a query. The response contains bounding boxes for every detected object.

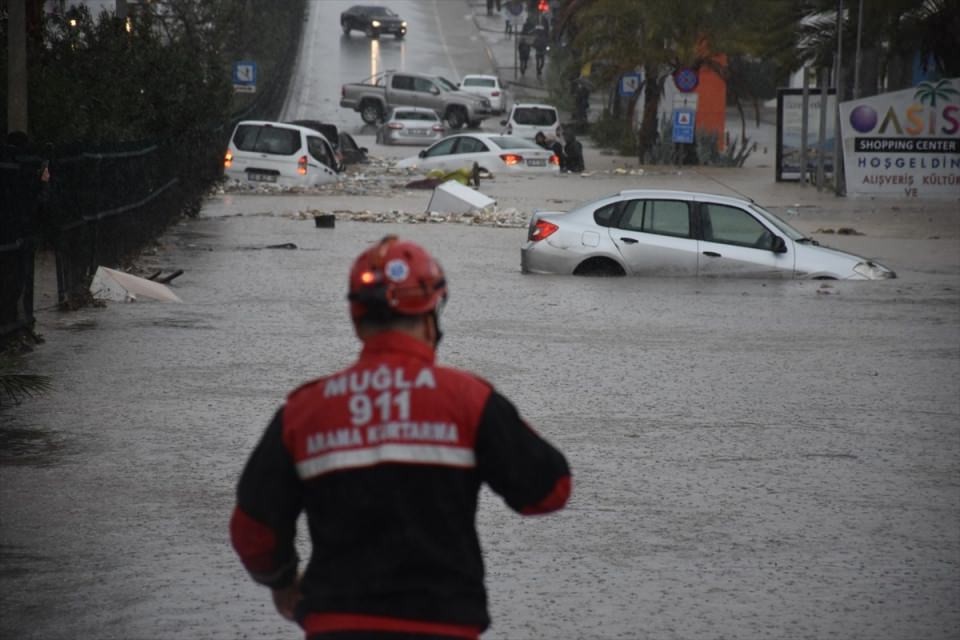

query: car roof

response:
[234,120,333,142]
[614,188,755,205]
[511,103,557,110]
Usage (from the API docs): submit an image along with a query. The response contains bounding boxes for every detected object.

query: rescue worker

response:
[230,235,572,639]
[562,129,585,173]
[535,130,565,171]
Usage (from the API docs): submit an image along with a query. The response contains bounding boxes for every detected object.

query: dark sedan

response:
[340,5,407,39]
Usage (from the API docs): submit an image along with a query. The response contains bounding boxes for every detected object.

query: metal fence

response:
[0,5,300,345]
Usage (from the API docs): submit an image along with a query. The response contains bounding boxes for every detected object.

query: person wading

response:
[230,235,572,639]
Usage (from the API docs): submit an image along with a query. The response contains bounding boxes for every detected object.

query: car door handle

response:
[702,251,722,258]
[620,237,638,244]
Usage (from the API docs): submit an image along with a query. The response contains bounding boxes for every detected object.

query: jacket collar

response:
[360,331,436,364]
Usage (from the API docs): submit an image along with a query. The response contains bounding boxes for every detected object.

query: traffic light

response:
[537,0,549,12]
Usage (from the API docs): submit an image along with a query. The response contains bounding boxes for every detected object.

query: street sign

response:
[672,108,696,144]
[673,67,699,93]
[233,61,257,93]
[619,72,642,97]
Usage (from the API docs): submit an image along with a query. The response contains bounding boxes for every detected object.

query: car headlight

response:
[853,260,896,279]
[401,21,408,27]
[371,19,381,27]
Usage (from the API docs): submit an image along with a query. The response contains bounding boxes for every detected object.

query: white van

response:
[500,103,561,141]
[224,121,340,188]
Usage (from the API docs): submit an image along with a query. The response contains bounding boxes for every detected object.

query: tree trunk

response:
[636,64,661,164]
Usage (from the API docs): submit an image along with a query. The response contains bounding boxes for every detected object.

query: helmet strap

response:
[428,309,443,348]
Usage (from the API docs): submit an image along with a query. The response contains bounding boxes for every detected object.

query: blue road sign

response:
[233,61,257,93]
[619,72,642,97]
[672,108,696,144]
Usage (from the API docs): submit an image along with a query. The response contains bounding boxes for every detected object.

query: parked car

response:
[341,70,492,128]
[288,120,369,165]
[501,102,561,140]
[394,132,560,175]
[340,5,407,39]
[458,74,508,114]
[223,120,340,188]
[376,107,446,146]
[521,189,897,279]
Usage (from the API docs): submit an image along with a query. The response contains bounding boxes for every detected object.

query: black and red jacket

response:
[230,331,571,638]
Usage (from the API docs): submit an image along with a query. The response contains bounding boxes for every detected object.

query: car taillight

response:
[223,150,233,168]
[548,154,560,166]
[431,124,445,132]
[298,155,308,175]
[529,219,559,242]
[500,153,523,166]
[491,91,500,96]
[388,122,404,129]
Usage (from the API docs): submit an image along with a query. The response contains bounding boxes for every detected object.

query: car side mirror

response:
[431,87,440,95]
[360,147,368,153]
[419,150,427,158]
[772,235,787,253]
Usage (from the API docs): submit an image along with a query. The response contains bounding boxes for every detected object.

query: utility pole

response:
[833,0,845,196]
[7,0,28,136]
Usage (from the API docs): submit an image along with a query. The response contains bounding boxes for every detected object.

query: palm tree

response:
[0,355,51,409]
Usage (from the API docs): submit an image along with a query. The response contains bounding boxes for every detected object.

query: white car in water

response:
[521,189,897,279]
[223,121,340,188]
[395,132,560,175]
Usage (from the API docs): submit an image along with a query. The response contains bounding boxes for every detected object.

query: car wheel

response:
[446,108,467,130]
[573,258,626,277]
[360,101,383,125]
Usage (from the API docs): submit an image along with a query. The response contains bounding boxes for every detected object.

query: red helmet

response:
[348,235,448,320]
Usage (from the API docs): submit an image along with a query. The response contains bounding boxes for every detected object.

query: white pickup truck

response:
[340,70,493,129]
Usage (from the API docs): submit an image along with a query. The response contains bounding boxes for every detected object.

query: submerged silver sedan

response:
[521,189,896,279]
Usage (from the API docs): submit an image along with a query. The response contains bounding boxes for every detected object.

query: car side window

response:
[413,77,435,93]
[593,202,619,227]
[425,137,459,157]
[617,200,690,237]
[307,136,334,168]
[455,137,488,154]
[392,75,415,91]
[703,204,770,248]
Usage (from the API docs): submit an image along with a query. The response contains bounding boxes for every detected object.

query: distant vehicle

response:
[288,120,369,166]
[340,70,492,129]
[223,120,340,188]
[501,102,561,140]
[521,189,897,279]
[458,74,508,114]
[376,107,446,146]
[340,5,407,39]
[394,132,560,176]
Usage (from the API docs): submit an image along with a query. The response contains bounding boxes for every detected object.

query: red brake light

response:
[491,91,500,96]
[548,154,560,166]
[500,153,523,166]
[529,219,559,242]
[298,155,308,175]
[387,122,404,129]
[431,124,445,132]
[224,150,233,168]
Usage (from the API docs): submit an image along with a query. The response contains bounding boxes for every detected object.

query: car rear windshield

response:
[396,111,437,121]
[233,125,300,155]
[513,107,557,126]
[464,78,496,87]
[488,136,538,149]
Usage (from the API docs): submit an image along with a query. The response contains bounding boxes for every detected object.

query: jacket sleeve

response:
[230,407,303,589]
[474,390,571,515]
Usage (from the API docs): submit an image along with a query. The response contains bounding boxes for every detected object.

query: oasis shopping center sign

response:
[839,78,959,198]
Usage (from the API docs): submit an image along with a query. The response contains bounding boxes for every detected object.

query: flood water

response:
[2,203,959,639]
